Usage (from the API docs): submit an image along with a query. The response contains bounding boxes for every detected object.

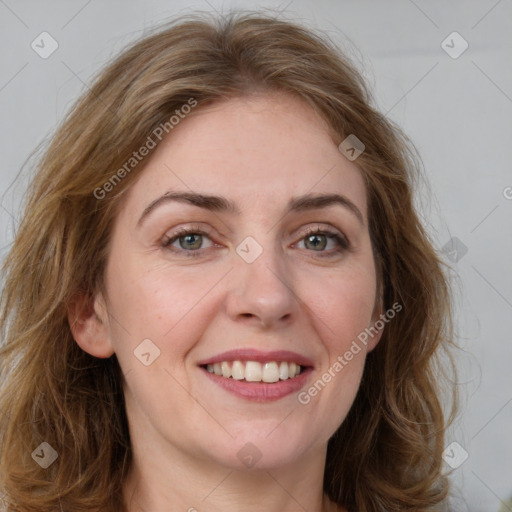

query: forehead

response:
[120,92,368,222]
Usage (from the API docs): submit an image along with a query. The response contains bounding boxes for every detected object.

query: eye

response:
[296,225,349,257]
[162,227,214,257]
[161,224,350,258]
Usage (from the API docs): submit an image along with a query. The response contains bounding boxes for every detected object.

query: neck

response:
[121,436,344,512]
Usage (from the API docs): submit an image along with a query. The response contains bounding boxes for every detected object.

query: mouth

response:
[197,349,314,402]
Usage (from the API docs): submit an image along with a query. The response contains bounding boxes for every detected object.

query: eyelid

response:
[162,223,215,244]
[297,223,345,238]
[162,222,346,242]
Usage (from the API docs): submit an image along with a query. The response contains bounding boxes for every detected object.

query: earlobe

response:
[67,291,115,359]
[366,319,384,353]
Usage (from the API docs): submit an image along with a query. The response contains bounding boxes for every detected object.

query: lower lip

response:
[200,367,313,402]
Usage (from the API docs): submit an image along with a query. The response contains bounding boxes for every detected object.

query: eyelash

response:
[161,225,350,259]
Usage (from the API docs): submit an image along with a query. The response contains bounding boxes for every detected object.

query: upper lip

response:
[197,349,314,368]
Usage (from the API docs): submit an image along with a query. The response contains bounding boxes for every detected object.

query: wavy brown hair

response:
[0,10,457,512]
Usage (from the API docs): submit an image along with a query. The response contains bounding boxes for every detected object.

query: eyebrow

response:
[137,191,364,227]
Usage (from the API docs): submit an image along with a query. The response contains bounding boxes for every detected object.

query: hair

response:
[0,9,457,512]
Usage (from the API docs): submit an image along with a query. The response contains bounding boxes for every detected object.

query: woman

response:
[0,10,457,512]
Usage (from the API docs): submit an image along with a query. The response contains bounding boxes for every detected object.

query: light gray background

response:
[0,1,511,510]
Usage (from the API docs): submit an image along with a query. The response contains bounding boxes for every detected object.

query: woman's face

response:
[85,93,382,471]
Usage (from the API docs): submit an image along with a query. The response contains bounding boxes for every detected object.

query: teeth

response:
[232,361,245,380]
[245,361,262,382]
[221,361,231,378]
[204,360,303,382]
[279,361,289,380]
[262,362,280,383]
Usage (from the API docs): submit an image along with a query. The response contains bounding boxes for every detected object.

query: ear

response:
[366,285,385,353]
[67,290,115,359]
[366,308,385,353]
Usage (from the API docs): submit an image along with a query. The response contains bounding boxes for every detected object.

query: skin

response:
[69,92,384,512]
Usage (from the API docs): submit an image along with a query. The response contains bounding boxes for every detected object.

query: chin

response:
[195,430,316,471]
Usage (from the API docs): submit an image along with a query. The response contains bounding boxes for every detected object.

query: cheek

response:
[295,265,375,439]
[304,262,377,351]
[104,253,224,362]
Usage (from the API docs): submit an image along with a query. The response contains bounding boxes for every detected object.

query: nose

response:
[224,240,298,329]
